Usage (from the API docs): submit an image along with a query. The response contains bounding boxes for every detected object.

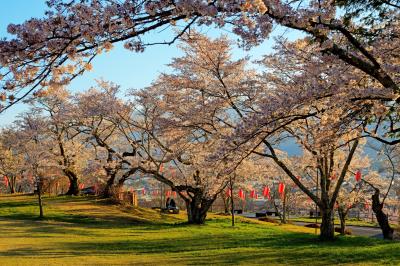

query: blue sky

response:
[0,1,300,126]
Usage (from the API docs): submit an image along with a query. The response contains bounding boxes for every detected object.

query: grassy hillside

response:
[0,194,399,265]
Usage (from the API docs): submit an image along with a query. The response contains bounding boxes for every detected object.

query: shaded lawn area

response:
[0,194,399,265]
[290,217,394,228]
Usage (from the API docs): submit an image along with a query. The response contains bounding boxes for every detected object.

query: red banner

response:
[355,170,362,182]
[238,189,245,199]
[263,186,270,197]
[278,183,285,194]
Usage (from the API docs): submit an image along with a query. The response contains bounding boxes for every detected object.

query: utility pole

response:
[229,175,235,226]
[315,170,319,235]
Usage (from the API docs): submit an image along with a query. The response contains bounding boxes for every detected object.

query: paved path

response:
[240,213,383,239]
[293,221,383,239]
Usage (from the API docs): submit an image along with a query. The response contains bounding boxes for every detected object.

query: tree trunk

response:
[338,207,346,235]
[220,193,230,214]
[114,168,136,196]
[320,208,335,241]
[282,191,287,224]
[9,184,15,194]
[36,176,44,218]
[372,189,393,240]
[229,176,235,227]
[64,169,79,196]
[272,196,284,223]
[102,173,117,198]
[185,196,214,225]
[114,178,125,196]
[9,176,16,194]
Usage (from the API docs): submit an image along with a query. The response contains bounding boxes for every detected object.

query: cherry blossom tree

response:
[121,88,232,224]
[0,1,397,236]
[360,143,400,239]
[121,32,261,224]
[9,113,61,218]
[0,0,397,113]
[25,87,90,195]
[71,82,137,198]
[0,135,26,193]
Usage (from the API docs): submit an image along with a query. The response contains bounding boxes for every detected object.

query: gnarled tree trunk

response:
[114,168,137,196]
[184,192,215,224]
[64,169,79,196]
[320,208,334,241]
[372,189,393,240]
[102,172,117,198]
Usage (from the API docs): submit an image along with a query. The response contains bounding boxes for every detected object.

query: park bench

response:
[256,211,278,217]
[161,207,179,214]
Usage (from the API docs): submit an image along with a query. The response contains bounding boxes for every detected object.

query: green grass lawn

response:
[0,194,399,265]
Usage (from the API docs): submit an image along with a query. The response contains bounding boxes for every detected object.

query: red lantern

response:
[238,189,245,199]
[278,183,285,194]
[263,186,270,197]
[250,190,256,198]
[79,183,84,190]
[355,170,362,182]
[173,191,177,197]
[3,176,8,187]
[226,189,232,197]
[166,190,171,197]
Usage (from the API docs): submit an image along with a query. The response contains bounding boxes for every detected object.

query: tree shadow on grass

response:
[1,228,399,265]
[59,233,400,264]
[0,200,37,208]
[1,194,189,229]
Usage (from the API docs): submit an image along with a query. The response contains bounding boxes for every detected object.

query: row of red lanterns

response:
[226,183,286,200]
[222,170,362,200]
[329,171,362,182]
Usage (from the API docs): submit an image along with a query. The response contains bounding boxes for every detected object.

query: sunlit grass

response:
[0,194,399,265]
